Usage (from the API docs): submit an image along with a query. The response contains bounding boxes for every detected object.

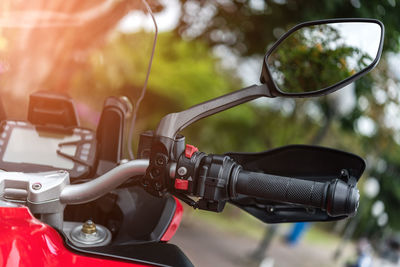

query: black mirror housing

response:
[260,18,384,97]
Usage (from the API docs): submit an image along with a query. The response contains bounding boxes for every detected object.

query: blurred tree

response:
[267,24,371,93]
[176,0,400,55]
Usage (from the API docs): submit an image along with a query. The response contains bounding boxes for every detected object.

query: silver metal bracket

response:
[0,170,70,229]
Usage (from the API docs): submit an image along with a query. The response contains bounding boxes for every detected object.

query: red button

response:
[185,144,198,158]
[174,179,189,190]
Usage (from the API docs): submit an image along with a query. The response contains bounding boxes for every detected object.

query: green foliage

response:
[176,0,400,55]
[145,32,241,107]
[268,24,370,93]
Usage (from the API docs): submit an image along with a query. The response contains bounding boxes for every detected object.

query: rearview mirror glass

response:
[262,20,384,96]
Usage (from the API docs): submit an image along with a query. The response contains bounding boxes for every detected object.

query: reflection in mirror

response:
[267,22,381,94]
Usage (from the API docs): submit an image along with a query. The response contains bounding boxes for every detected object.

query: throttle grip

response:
[234,170,359,217]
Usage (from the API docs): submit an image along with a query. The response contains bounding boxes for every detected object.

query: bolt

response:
[268,207,274,213]
[81,220,97,234]
[340,169,350,181]
[156,155,165,166]
[32,183,42,190]
[177,167,188,176]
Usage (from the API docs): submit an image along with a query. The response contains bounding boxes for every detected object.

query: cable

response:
[127,0,158,159]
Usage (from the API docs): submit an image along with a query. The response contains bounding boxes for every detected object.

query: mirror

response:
[265,21,383,94]
[155,20,383,140]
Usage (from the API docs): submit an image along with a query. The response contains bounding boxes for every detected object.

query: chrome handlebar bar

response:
[0,159,151,209]
[60,159,149,204]
[0,159,153,229]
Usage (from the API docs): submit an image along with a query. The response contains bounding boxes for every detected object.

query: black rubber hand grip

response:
[234,170,359,217]
[235,170,328,208]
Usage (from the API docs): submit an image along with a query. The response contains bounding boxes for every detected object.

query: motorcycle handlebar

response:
[233,170,359,217]
[58,155,358,218]
[0,147,358,220]
[60,159,149,205]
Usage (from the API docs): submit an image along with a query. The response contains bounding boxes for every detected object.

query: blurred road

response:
[171,219,347,267]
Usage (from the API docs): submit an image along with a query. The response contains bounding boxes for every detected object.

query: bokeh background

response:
[2,0,400,266]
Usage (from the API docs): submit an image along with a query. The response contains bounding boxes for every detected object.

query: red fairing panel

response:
[0,206,149,267]
[161,197,183,242]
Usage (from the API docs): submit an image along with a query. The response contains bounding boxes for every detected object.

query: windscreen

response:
[0,0,156,128]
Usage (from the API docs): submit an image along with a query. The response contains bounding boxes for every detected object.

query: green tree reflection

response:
[267,24,373,93]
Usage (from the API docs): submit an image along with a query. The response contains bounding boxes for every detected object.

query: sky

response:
[118,0,181,33]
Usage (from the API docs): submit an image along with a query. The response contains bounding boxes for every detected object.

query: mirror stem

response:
[155,84,271,139]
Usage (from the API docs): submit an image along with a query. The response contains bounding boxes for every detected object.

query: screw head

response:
[81,220,97,234]
[268,207,274,213]
[340,169,349,179]
[177,167,188,176]
[156,156,165,166]
[32,183,42,190]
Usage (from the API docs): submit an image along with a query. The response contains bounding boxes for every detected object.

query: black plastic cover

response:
[226,145,365,183]
[226,145,365,223]
[96,97,128,175]
[65,240,194,267]
[28,91,79,128]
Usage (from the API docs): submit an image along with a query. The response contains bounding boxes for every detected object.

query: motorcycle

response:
[0,1,384,266]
